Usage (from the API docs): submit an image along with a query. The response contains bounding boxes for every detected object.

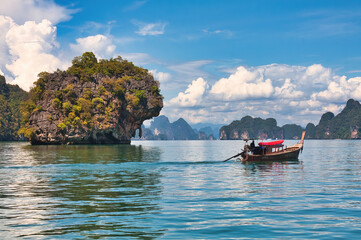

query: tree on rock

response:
[19,52,163,145]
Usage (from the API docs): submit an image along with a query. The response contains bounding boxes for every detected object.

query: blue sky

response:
[1,0,361,126]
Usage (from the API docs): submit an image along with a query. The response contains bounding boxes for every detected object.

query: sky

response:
[1,0,361,126]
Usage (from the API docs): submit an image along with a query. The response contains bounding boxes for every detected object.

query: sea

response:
[1,140,361,239]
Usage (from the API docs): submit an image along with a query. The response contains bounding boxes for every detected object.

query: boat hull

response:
[243,147,301,162]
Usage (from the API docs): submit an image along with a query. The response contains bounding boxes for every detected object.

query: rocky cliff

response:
[171,118,198,140]
[313,99,361,139]
[219,116,284,140]
[136,115,214,140]
[142,115,198,140]
[219,116,306,140]
[0,75,28,140]
[149,115,174,139]
[19,52,163,144]
[219,99,361,140]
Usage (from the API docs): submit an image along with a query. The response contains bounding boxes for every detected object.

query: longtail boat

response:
[224,131,305,162]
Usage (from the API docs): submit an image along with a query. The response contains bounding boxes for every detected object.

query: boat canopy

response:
[258,140,284,146]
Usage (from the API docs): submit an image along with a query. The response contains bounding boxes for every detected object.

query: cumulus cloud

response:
[70,34,116,59]
[210,66,274,100]
[165,62,361,125]
[208,63,335,101]
[149,70,171,83]
[313,76,361,102]
[0,0,74,24]
[301,64,332,87]
[4,18,64,90]
[133,21,167,36]
[168,77,208,107]
[0,16,14,75]
[0,0,76,89]
[275,78,304,98]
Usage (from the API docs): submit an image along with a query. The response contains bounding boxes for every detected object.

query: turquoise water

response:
[1,140,361,239]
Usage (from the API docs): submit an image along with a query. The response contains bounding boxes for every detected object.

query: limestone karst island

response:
[18,52,163,145]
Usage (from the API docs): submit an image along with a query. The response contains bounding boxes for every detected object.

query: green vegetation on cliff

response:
[219,116,283,140]
[171,118,198,140]
[282,124,303,139]
[220,99,361,140]
[314,99,361,139]
[219,116,307,140]
[67,52,150,82]
[19,52,163,144]
[0,75,28,140]
[305,123,316,139]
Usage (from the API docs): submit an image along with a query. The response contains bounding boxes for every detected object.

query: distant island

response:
[310,99,361,139]
[1,60,361,142]
[220,99,361,140]
[18,52,163,144]
[135,115,219,140]
[135,99,361,141]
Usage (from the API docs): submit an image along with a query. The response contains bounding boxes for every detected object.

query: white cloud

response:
[0,16,14,75]
[0,0,75,89]
[208,63,335,101]
[210,66,274,100]
[275,78,304,98]
[313,76,361,102]
[0,0,74,25]
[163,63,361,125]
[149,70,171,83]
[4,18,64,90]
[162,108,219,125]
[70,34,116,59]
[321,104,344,114]
[133,21,167,36]
[301,64,332,87]
[168,77,208,107]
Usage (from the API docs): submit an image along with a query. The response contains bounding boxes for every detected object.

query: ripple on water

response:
[1,140,361,239]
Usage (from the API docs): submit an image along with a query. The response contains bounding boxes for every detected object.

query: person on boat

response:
[250,140,255,149]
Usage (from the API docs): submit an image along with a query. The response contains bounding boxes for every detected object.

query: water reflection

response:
[1,140,361,239]
[0,142,165,239]
[242,160,303,173]
[20,143,163,164]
